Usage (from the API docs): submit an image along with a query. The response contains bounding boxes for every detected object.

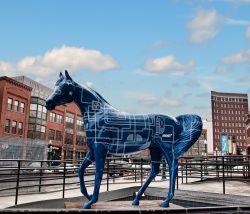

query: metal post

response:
[162,159,166,180]
[181,160,183,184]
[186,160,188,184]
[216,155,219,180]
[176,168,179,190]
[200,159,203,182]
[140,158,143,186]
[39,161,43,192]
[107,159,109,191]
[134,161,137,182]
[15,160,21,205]
[62,161,66,198]
[222,156,225,194]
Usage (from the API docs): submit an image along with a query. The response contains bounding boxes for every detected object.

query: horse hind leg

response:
[161,157,178,207]
[132,147,162,206]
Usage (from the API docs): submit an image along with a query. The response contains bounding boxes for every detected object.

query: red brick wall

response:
[47,102,86,160]
[0,77,31,140]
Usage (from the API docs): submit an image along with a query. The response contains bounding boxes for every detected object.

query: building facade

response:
[245,112,250,155]
[202,119,213,155]
[211,91,248,155]
[0,76,87,161]
[0,76,32,140]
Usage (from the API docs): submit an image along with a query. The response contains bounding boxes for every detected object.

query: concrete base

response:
[64,200,183,210]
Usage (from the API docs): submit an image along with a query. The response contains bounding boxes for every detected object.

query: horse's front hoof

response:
[82,202,92,209]
[132,199,139,206]
[160,200,170,207]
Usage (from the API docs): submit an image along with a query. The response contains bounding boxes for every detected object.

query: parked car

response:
[53,163,78,174]
[108,160,131,177]
[232,165,244,171]
[22,162,53,174]
[0,161,18,176]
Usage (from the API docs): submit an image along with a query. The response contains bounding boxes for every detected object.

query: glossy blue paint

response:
[45,70,203,209]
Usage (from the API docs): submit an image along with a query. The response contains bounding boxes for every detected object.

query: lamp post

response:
[48,140,52,167]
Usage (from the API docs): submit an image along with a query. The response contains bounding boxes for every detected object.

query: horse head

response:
[45,70,75,110]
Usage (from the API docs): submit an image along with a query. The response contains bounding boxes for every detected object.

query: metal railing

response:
[0,155,249,206]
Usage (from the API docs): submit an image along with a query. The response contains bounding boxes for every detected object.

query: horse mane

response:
[74,81,114,107]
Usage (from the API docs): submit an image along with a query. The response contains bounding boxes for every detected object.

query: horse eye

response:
[55,88,61,94]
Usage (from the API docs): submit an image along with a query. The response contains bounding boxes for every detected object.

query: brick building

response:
[0,76,32,140]
[211,91,248,155]
[245,112,250,155]
[0,76,87,161]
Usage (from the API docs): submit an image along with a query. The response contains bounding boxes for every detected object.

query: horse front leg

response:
[161,159,178,207]
[78,151,95,200]
[82,143,107,209]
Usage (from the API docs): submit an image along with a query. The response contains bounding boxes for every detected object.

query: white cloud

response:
[187,8,250,44]
[246,26,250,39]
[84,81,94,88]
[160,98,180,107]
[142,55,195,75]
[222,48,250,64]
[145,40,173,52]
[139,95,181,107]
[0,45,119,78]
[187,8,223,44]
[226,18,250,26]
[185,0,250,4]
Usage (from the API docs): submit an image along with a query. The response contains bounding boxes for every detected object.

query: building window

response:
[66,112,74,129]
[30,104,37,117]
[50,112,56,122]
[65,133,74,144]
[49,129,55,140]
[18,122,23,135]
[42,106,47,120]
[14,100,19,112]
[37,104,43,119]
[8,98,12,110]
[12,121,17,134]
[4,119,10,133]
[77,116,84,131]
[76,135,85,146]
[27,124,46,140]
[57,114,62,124]
[20,102,25,113]
[56,130,62,141]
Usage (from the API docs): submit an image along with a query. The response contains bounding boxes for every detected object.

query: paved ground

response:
[0,177,249,209]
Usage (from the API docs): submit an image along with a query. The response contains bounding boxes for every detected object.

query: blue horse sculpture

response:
[45,70,202,209]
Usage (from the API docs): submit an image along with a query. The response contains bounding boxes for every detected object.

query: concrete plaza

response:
[0,177,249,209]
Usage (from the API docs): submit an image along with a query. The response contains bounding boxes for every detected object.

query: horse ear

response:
[65,70,72,81]
[59,72,63,78]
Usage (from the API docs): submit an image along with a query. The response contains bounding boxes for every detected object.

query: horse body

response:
[45,71,202,209]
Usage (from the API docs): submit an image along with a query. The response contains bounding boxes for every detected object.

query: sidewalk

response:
[0,177,249,209]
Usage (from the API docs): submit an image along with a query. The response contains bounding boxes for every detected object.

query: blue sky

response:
[1,0,250,119]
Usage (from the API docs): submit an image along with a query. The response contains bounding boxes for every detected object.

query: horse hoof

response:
[82,202,91,209]
[132,199,139,206]
[160,200,170,207]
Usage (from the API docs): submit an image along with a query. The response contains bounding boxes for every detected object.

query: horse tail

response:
[174,114,203,158]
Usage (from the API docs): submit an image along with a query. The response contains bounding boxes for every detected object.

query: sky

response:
[1,0,250,119]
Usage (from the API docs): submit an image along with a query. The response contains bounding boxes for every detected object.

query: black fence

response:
[0,155,249,206]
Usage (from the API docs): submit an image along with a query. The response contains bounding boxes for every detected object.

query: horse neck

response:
[73,83,115,120]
